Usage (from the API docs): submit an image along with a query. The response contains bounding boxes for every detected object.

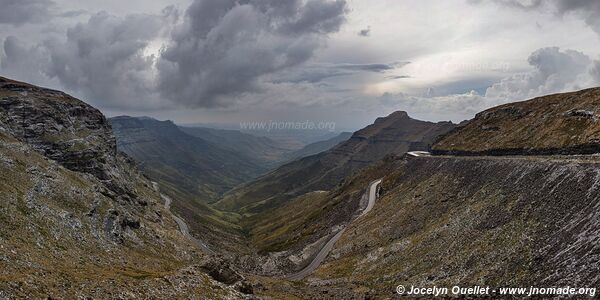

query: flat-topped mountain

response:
[216,111,456,213]
[432,88,600,155]
[110,116,265,203]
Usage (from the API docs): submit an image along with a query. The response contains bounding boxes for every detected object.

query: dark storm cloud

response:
[0,0,55,26]
[157,0,348,108]
[1,9,176,109]
[41,10,175,109]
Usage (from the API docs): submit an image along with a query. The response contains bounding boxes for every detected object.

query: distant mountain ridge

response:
[215,111,456,213]
[180,126,295,168]
[110,116,264,204]
[284,131,352,161]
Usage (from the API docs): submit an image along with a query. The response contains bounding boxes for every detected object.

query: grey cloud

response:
[553,0,600,35]
[468,0,542,10]
[386,75,411,80]
[39,11,173,109]
[1,36,50,84]
[272,68,351,84]
[591,60,600,82]
[485,47,596,100]
[358,27,370,37]
[0,0,55,26]
[336,62,409,72]
[272,62,409,83]
[379,90,488,122]
[274,0,347,35]
[157,0,348,108]
[380,47,600,123]
[59,10,91,18]
[472,0,600,35]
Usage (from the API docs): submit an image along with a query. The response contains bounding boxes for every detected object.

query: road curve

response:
[160,194,214,254]
[153,182,214,254]
[286,179,382,281]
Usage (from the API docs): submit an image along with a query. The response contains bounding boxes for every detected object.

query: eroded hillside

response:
[270,155,600,299]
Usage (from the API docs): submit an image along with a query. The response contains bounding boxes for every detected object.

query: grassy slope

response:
[112,117,265,204]
[241,159,394,254]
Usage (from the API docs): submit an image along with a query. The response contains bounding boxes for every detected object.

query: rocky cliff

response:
[0,77,147,201]
[0,78,115,178]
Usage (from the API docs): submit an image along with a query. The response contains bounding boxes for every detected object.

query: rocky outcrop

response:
[0,77,116,179]
[432,87,600,155]
[0,77,143,199]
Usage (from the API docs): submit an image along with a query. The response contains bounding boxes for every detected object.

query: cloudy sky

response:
[1,0,600,130]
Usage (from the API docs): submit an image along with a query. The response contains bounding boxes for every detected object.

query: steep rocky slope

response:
[216,111,455,213]
[286,155,600,298]
[0,77,123,194]
[433,87,600,155]
[0,77,250,298]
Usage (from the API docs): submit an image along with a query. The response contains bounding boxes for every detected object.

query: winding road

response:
[152,182,214,254]
[286,178,382,281]
[153,174,385,279]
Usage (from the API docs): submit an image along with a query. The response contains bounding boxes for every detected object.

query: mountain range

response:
[1,75,599,298]
[215,111,456,213]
